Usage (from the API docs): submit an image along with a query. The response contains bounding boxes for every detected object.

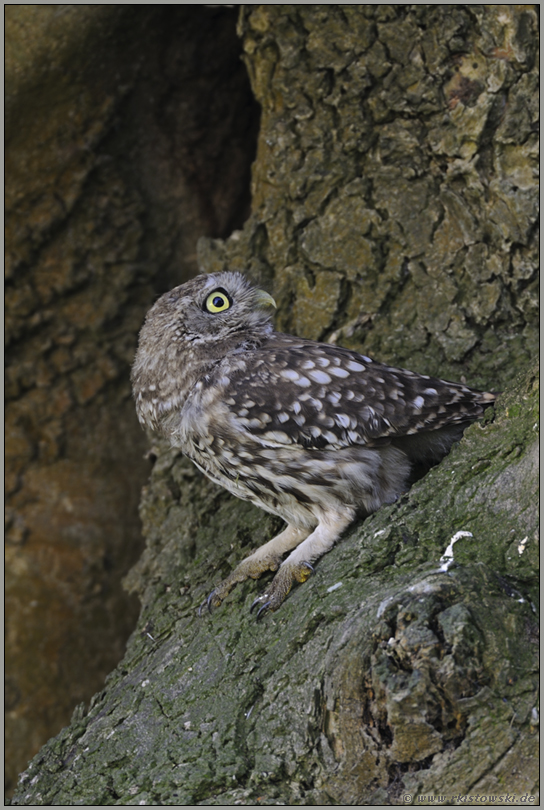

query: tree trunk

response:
[10,5,538,806]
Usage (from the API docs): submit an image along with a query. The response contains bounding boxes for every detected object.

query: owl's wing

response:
[219,336,495,450]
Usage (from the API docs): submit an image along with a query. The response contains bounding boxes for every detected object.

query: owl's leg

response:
[250,510,355,617]
[201,524,312,613]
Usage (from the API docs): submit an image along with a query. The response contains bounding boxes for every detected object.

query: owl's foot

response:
[199,553,284,615]
[250,561,315,618]
[199,524,312,615]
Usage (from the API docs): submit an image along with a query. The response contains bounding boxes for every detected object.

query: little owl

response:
[132,272,496,616]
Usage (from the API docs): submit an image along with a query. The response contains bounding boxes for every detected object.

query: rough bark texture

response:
[5,5,258,797]
[10,5,538,807]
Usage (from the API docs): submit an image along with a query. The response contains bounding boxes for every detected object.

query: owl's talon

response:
[249,596,273,616]
[249,596,274,619]
[249,597,263,614]
[256,602,272,620]
[198,589,222,617]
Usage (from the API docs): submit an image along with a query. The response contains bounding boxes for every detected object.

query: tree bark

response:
[10,5,538,806]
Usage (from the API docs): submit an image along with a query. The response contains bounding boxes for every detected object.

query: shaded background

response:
[5,5,259,796]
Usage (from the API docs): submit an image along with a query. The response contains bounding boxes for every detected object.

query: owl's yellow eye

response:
[204,288,232,314]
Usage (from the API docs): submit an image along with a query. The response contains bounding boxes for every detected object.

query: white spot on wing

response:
[330,367,350,378]
[347,361,366,372]
[263,430,291,443]
[308,369,332,384]
[413,395,425,410]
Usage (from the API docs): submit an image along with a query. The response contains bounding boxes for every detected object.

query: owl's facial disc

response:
[179,273,276,340]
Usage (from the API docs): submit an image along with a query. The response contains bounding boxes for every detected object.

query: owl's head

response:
[141,272,276,347]
[132,272,276,400]
[132,272,276,428]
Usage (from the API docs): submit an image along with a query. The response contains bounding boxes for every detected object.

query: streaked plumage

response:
[132,272,496,615]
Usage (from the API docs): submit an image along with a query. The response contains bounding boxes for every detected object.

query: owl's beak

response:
[255,290,277,311]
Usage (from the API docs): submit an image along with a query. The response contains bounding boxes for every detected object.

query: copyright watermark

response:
[402,794,536,805]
